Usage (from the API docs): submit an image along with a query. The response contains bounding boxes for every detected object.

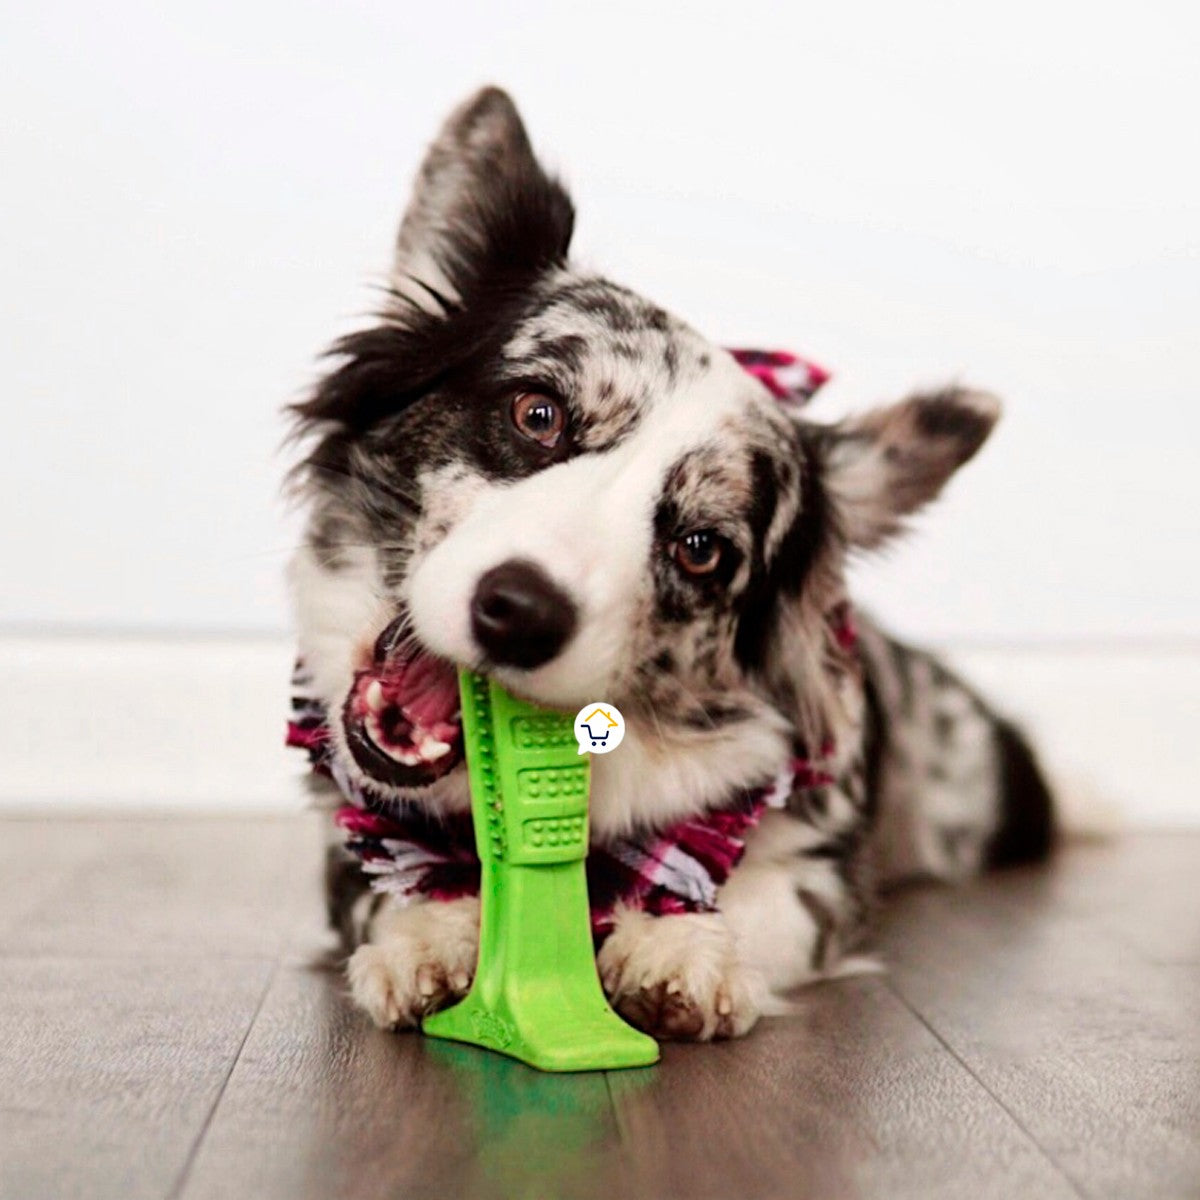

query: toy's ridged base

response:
[423,860,658,1072]
[422,987,658,1073]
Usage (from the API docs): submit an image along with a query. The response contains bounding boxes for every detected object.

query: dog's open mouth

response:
[342,619,463,788]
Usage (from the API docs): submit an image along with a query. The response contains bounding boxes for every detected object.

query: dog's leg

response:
[719,806,871,999]
[594,782,873,1040]
[345,895,480,1031]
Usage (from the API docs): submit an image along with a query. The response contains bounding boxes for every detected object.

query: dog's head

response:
[292,88,998,817]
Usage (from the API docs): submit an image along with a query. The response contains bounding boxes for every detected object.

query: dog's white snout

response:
[405,450,654,704]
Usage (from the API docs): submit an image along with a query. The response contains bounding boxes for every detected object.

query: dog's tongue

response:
[344,619,463,784]
[372,650,461,746]
[398,653,460,733]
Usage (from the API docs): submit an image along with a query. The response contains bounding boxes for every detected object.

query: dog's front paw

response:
[345,896,479,1031]
[597,907,761,1041]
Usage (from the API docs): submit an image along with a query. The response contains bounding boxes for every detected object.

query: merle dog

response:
[288,87,1053,1041]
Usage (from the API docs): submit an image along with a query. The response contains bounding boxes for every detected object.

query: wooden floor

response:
[0,817,1196,1200]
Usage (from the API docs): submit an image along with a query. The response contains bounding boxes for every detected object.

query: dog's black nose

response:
[470,559,577,669]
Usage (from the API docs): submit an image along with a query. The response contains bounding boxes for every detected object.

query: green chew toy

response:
[421,669,659,1072]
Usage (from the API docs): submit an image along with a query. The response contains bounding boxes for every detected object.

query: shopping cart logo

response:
[573,704,625,755]
[580,709,618,745]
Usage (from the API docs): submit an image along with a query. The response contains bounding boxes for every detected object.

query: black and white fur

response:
[289,88,1055,1041]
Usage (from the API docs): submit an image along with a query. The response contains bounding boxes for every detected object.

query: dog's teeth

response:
[423,738,452,761]
[365,680,385,713]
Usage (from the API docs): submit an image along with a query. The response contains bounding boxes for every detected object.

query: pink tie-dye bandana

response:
[728,348,829,406]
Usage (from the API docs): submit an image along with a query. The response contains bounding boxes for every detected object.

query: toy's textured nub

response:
[421,671,659,1071]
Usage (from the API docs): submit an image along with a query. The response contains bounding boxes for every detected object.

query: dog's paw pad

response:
[612,971,755,1041]
[614,979,708,1040]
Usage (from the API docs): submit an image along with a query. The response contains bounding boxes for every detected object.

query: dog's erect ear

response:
[392,86,575,309]
[290,88,573,438]
[822,387,1001,550]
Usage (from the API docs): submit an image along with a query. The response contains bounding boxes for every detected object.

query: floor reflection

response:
[425,1038,652,1199]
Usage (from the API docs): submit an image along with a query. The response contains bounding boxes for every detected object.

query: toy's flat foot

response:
[423,990,659,1072]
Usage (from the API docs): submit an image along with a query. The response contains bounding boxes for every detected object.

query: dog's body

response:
[288,88,1054,1041]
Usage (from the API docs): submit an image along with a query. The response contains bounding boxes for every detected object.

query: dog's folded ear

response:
[392,86,575,313]
[822,387,1001,550]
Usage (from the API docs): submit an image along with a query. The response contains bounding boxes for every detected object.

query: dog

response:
[287,86,1055,1041]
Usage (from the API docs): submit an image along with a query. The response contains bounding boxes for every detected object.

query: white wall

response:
[2,0,1197,642]
[1,2,1197,818]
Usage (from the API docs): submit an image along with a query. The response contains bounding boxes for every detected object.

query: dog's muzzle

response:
[470,558,577,669]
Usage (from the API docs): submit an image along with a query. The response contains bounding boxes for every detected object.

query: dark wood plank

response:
[179,964,627,1200]
[606,976,1076,1200]
[3,819,1197,1200]
[880,840,1200,1200]
[0,954,272,1200]
[0,815,321,959]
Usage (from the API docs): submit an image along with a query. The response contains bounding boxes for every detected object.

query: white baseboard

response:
[1,634,1196,826]
[942,644,1200,829]
[0,634,304,811]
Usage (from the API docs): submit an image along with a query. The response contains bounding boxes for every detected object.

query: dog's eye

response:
[670,530,725,577]
[511,392,565,449]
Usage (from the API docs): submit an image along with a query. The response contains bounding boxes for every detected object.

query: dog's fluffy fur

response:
[288,87,1055,1040]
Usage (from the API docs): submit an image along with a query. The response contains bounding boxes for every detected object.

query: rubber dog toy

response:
[422,669,659,1072]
